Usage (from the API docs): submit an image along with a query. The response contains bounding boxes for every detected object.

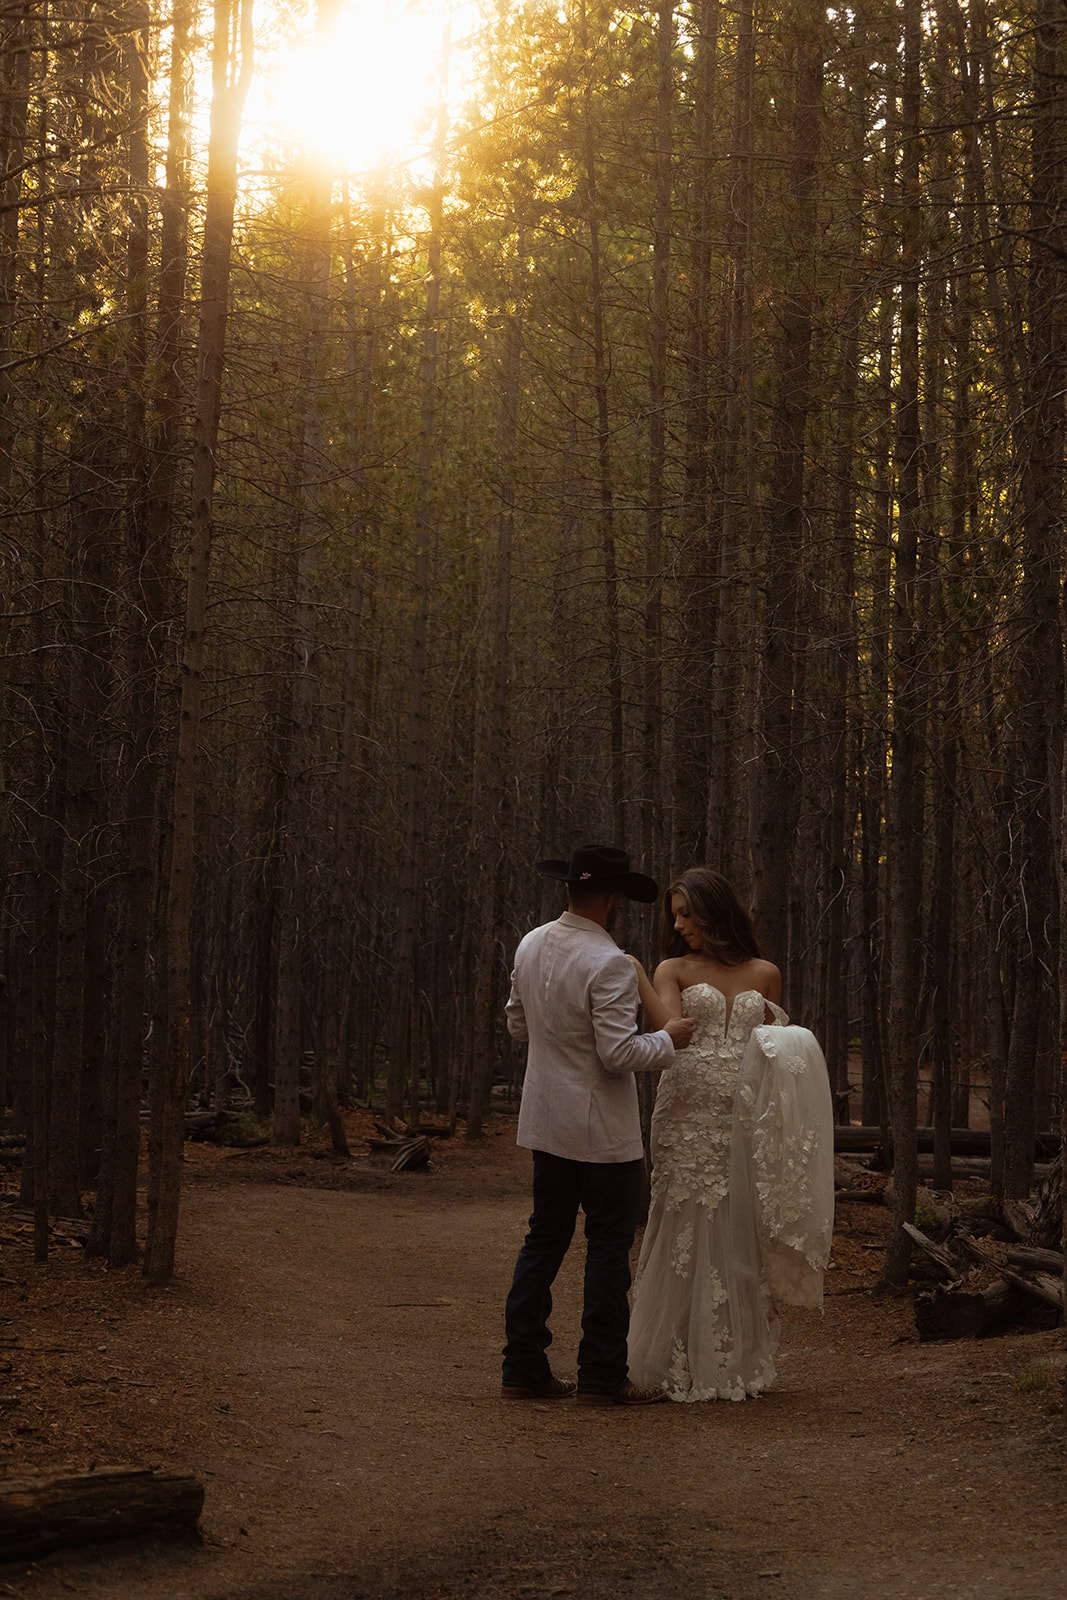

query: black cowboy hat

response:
[536,844,659,903]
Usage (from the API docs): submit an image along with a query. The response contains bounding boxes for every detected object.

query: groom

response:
[501,844,695,1406]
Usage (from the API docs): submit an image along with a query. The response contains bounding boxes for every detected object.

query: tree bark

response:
[639,1,673,882]
[0,1468,203,1560]
[387,16,450,1122]
[146,0,253,1283]
[754,7,824,972]
[86,0,167,1269]
[1004,0,1066,1199]
[707,0,755,881]
[578,0,626,854]
[672,0,719,869]
[467,238,521,1139]
[884,0,929,1287]
[272,16,339,1143]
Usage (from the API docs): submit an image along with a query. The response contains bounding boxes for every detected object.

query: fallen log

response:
[915,1157,1005,1180]
[906,1219,1064,1340]
[836,1155,1045,1186]
[903,1221,959,1277]
[139,1109,242,1138]
[374,1119,451,1141]
[368,1124,434,1171]
[834,1126,1060,1157]
[1000,1199,1034,1241]
[1001,1268,1063,1312]
[391,1136,431,1172]
[906,1222,1027,1340]
[0,1467,204,1560]
[1030,1153,1063,1250]
[952,1232,1007,1270]
[915,1278,1020,1341]
[1005,1244,1065,1275]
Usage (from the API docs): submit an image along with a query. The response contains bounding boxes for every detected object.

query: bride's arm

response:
[627,957,672,1032]
[652,960,685,1023]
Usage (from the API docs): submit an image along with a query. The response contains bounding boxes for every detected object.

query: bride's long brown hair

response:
[661,868,765,965]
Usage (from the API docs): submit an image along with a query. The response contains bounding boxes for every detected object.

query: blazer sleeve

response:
[505,968,529,1043]
[589,955,674,1074]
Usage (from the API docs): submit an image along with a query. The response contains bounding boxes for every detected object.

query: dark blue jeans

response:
[502,1150,643,1395]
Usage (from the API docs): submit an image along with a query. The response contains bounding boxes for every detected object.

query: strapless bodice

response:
[680,984,771,1055]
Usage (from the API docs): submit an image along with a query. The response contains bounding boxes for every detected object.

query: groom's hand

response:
[665,1015,695,1049]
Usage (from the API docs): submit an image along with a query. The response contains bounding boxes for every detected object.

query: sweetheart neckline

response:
[678,983,766,1040]
[680,983,762,1003]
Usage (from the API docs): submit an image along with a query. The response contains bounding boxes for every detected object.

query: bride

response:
[627,867,833,1402]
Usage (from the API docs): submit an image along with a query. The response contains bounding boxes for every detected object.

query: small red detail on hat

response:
[580,871,591,879]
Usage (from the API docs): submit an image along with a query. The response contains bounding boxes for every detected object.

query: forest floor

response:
[0,1111,1064,1600]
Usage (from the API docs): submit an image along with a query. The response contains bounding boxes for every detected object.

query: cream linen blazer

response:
[506,911,676,1164]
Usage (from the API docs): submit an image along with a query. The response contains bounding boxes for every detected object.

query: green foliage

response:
[211,1115,272,1149]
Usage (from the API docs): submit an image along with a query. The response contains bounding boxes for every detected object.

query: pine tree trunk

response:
[467,276,520,1138]
[579,0,626,853]
[388,18,450,1120]
[146,0,253,1282]
[884,0,928,1286]
[88,0,167,1268]
[754,8,824,969]
[639,2,673,880]
[323,178,385,1115]
[1004,0,1066,1199]
[672,0,719,869]
[274,143,334,1147]
[0,6,30,495]
[708,0,755,880]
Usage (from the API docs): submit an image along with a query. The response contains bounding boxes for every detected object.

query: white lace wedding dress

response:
[627,985,834,1402]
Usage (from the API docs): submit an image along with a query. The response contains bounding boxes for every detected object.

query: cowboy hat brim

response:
[537,858,659,904]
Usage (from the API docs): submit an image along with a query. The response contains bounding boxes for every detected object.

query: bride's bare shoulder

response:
[749,958,782,1000]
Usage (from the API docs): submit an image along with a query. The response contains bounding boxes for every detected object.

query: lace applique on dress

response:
[735,1024,835,1307]
[669,1220,693,1275]
[627,984,802,1403]
[647,988,768,1215]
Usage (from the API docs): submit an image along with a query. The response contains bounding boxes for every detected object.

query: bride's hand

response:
[665,1014,695,1049]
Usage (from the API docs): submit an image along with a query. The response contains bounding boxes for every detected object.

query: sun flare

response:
[265,2,444,173]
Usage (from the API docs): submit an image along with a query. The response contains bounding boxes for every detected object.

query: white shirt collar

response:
[558,910,615,939]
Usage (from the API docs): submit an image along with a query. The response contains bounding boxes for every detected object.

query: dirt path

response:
[2,1124,1064,1599]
